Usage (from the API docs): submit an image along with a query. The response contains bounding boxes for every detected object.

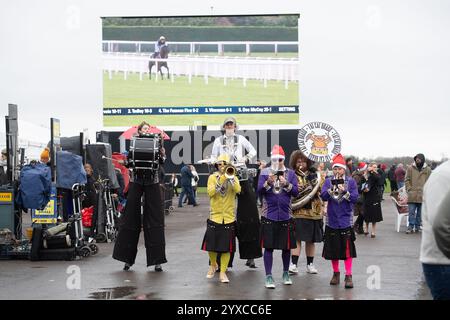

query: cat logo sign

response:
[297,122,342,163]
[0,192,13,202]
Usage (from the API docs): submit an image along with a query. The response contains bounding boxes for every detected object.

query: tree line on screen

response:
[102,16,299,27]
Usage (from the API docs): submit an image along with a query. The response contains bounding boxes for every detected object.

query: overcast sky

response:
[1,0,449,161]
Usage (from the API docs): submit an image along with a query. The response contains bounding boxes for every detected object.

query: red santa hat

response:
[332,153,346,169]
[271,145,285,159]
[357,162,368,171]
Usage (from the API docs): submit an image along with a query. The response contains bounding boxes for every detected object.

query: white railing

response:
[102,40,298,56]
[103,52,299,84]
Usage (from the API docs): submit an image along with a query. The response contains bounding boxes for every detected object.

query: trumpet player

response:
[257,145,299,289]
[201,154,241,283]
[289,150,324,275]
[320,153,358,289]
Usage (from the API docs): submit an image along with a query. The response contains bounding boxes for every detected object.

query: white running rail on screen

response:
[102,40,298,56]
[103,52,299,87]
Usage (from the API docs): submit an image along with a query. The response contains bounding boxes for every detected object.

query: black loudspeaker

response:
[85,144,119,189]
[96,131,110,143]
[60,136,82,156]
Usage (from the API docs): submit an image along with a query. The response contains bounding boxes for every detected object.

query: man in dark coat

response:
[377,164,388,201]
[388,164,398,192]
[178,164,197,207]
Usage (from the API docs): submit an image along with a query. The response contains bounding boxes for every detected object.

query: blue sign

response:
[104,105,299,116]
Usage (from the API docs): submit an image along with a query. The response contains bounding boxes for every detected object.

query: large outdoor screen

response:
[102,15,299,128]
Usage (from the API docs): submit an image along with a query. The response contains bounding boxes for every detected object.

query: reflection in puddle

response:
[133,292,159,300]
[88,286,137,300]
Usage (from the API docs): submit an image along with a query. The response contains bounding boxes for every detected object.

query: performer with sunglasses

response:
[202,154,241,283]
[258,145,299,288]
[320,153,358,289]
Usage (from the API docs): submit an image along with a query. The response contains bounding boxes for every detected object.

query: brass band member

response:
[113,121,167,272]
[289,150,324,275]
[202,154,241,283]
[211,117,261,269]
[257,145,299,289]
[320,153,358,289]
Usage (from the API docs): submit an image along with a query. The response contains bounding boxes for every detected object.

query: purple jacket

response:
[257,168,299,221]
[320,176,358,229]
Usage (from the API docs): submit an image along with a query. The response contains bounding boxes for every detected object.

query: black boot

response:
[123,263,132,271]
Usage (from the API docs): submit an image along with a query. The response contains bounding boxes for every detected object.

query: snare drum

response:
[129,136,160,170]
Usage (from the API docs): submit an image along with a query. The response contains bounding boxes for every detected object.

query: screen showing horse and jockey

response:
[102,15,299,127]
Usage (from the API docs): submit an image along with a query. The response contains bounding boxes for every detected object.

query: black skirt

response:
[236,181,262,259]
[363,201,383,223]
[322,226,357,260]
[294,218,324,243]
[201,219,236,253]
[260,216,297,250]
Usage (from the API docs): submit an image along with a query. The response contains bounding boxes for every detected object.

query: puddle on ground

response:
[88,286,137,300]
[133,292,160,300]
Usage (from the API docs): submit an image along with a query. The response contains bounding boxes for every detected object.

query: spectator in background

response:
[114,167,125,203]
[183,165,199,205]
[388,164,398,193]
[430,161,438,171]
[0,149,8,185]
[352,162,368,235]
[346,157,355,176]
[191,165,199,201]
[319,162,333,179]
[40,147,51,166]
[377,164,388,200]
[178,164,198,208]
[254,159,267,207]
[82,163,96,208]
[395,163,406,189]
[405,154,432,234]
[420,159,450,300]
[363,162,383,238]
[171,173,179,197]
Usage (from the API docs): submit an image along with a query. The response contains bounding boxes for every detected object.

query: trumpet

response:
[224,164,236,180]
[330,175,345,201]
[271,170,285,194]
[273,179,282,194]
